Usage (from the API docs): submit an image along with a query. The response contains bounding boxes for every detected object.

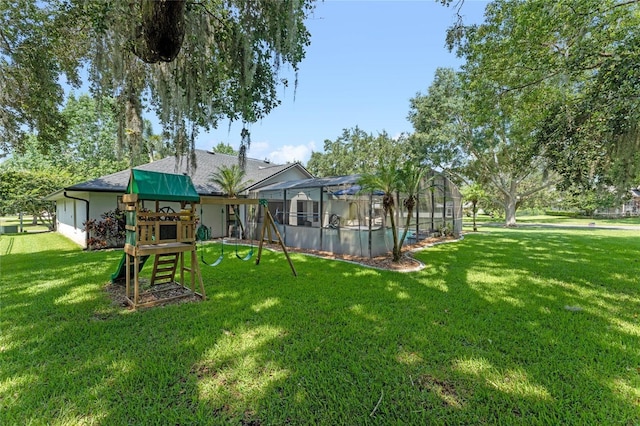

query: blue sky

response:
[198,0,489,165]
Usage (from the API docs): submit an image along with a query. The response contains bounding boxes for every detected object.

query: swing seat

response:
[236,248,254,261]
[205,254,224,267]
[200,240,224,267]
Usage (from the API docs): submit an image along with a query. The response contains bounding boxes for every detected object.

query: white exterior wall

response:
[55,194,89,247]
[270,168,310,183]
[288,188,321,227]
[55,191,123,248]
[199,204,226,238]
[324,199,350,227]
[89,193,120,219]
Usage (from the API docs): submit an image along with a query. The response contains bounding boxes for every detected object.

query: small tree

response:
[84,209,126,250]
[210,164,253,236]
[211,142,237,155]
[0,168,73,229]
[461,183,487,232]
[358,160,403,262]
[397,163,427,248]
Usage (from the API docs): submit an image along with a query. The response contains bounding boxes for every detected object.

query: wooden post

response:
[180,251,185,288]
[192,249,205,297]
[256,208,296,277]
[125,253,131,298]
[134,254,140,305]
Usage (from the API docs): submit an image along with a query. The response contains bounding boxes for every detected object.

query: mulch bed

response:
[105,279,202,309]
[259,235,459,272]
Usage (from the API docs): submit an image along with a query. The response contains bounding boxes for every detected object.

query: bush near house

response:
[84,209,125,249]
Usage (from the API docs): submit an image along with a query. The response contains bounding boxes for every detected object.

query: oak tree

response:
[1,0,314,168]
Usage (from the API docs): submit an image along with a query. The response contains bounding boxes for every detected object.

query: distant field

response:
[0,215,51,233]
[464,214,640,227]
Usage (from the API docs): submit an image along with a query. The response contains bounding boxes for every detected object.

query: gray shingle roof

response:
[258,175,363,191]
[64,150,312,195]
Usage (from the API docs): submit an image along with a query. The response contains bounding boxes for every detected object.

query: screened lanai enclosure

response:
[251,172,462,258]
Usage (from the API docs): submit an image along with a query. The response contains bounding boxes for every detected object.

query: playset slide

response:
[110,253,150,284]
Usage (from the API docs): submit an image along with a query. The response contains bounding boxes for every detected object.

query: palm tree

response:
[397,163,427,249]
[358,160,403,262]
[210,164,253,236]
[210,164,250,198]
[461,183,486,232]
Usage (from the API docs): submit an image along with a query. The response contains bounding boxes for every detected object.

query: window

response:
[296,200,306,226]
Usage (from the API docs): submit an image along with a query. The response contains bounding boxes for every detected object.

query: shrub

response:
[544,210,580,218]
[84,209,125,250]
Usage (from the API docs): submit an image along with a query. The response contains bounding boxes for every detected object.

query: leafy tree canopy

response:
[210,164,252,198]
[449,0,640,192]
[307,127,410,177]
[408,67,556,226]
[1,93,167,223]
[211,142,238,156]
[2,94,166,182]
[0,168,74,226]
[1,0,314,168]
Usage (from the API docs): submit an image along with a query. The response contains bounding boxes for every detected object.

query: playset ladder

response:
[151,253,179,285]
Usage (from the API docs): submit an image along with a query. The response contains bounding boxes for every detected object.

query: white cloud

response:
[268,141,316,165]
[250,141,270,152]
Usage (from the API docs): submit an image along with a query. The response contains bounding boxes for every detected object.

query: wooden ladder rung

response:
[154,276,174,282]
[152,274,174,280]
[151,252,179,286]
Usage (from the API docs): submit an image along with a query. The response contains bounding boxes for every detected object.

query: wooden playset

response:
[117,169,205,308]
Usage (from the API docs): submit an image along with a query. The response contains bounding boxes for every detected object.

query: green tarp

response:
[126,169,200,202]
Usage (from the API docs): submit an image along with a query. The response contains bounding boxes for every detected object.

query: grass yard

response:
[1,229,639,425]
[464,213,640,227]
[0,215,51,233]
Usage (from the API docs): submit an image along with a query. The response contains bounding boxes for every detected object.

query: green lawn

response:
[1,215,51,233]
[465,213,640,227]
[1,229,639,424]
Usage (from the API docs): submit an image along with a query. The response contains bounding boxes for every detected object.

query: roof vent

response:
[264,158,270,164]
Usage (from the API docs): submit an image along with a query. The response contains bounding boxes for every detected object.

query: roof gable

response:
[63,150,312,195]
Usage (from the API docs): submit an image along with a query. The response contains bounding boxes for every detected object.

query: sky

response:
[196,0,489,165]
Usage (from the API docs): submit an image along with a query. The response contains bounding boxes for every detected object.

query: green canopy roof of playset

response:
[126,169,200,202]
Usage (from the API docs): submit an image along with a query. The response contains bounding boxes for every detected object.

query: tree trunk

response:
[134,0,186,63]
[505,195,518,227]
[472,200,478,232]
[389,208,401,262]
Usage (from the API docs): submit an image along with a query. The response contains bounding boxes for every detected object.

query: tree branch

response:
[498,70,562,96]
[519,178,559,199]
[188,1,226,26]
[0,27,13,54]
[599,0,640,14]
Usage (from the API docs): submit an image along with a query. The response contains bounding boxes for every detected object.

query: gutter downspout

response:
[64,192,90,248]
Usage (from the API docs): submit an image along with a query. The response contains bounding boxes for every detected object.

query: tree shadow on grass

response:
[1,230,639,424]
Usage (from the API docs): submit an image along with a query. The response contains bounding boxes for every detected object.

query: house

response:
[46,149,312,247]
[595,187,640,217]
[254,171,463,258]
